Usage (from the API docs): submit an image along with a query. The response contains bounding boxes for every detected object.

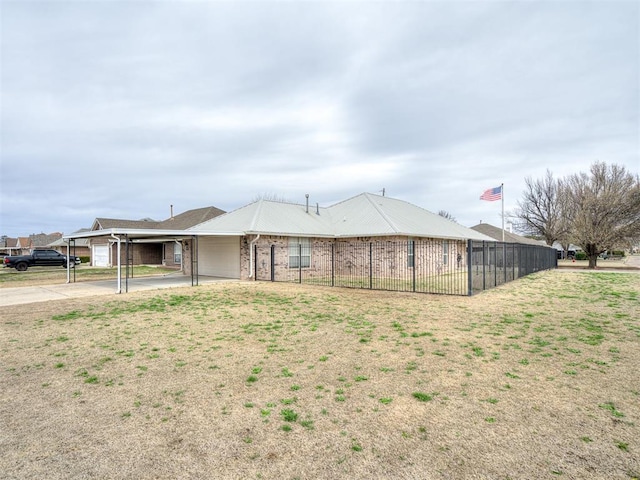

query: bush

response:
[575,252,588,260]
[79,256,91,264]
[612,250,625,258]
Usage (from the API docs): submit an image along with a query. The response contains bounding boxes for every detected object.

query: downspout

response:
[249,234,261,279]
[110,234,122,294]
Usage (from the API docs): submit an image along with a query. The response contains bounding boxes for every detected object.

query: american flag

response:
[480,185,502,201]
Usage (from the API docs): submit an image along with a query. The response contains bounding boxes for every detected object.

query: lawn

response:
[1,270,638,479]
[0,265,179,288]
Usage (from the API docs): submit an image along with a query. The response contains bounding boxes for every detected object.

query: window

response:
[407,239,415,267]
[174,242,182,264]
[289,237,311,268]
[443,240,449,265]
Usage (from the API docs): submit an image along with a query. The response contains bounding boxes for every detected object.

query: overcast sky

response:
[1,0,638,238]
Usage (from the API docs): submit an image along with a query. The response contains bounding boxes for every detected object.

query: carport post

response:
[66,240,71,284]
[111,234,122,294]
[191,235,199,286]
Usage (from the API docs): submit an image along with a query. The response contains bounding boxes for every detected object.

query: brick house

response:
[186,193,493,280]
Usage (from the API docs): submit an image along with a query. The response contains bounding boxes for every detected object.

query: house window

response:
[407,239,415,267]
[443,240,449,265]
[289,237,311,268]
[174,242,182,264]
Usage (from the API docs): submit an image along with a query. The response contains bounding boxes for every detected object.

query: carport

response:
[63,228,201,293]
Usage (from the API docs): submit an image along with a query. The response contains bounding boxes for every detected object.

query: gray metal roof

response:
[190,193,494,241]
[470,223,548,246]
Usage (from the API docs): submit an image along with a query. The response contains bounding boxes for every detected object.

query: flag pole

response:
[501,183,505,242]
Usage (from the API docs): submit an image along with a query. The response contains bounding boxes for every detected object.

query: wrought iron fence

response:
[467,240,557,295]
[254,239,557,296]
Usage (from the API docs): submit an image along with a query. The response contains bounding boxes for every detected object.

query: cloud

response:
[1,1,638,237]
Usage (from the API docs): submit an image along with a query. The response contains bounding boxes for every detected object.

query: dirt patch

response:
[1,272,639,479]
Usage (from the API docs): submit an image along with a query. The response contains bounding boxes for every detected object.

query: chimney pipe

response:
[170,204,174,220]
[316,202,320,215]
[305,194,309,213]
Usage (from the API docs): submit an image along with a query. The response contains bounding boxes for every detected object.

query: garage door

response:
[198,237,241,278]
[93,245,109,267]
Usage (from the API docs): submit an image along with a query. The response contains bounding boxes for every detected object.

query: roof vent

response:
[305,194,309,214]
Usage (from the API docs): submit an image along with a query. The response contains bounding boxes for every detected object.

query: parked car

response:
[3,249,81,271]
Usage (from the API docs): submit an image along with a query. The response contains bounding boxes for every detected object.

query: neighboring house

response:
[48,230,92,259]
[88,206,225,267]
[29,232,63,248]
[186,193,494,280]
[470,223,546,246]
[0,237,19,256]
[551,241,582,259]
[15,237,32,254]
[2,233,63,256]
[90,217,163,267]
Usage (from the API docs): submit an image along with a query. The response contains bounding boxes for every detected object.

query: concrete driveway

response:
[0,274,238,307]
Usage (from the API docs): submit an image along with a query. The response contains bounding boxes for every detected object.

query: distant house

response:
[88,206,225,267]
[29,232,63,248]
[551,242,582,259]
[0,237,19,256]
[470,223,546,246]
[1,233,64,256]
[15,237,32,254]
[48,230,92,259]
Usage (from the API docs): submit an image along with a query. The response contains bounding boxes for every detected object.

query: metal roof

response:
[470,223,547,246]
[190,193,494,241]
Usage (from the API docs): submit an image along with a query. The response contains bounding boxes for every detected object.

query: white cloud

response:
[1,0,638,237]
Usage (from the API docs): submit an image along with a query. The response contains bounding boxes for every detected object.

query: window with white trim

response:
[443,240,449,265]
[407,239,415,267]
[289,237,311,268]
[174,242,182,264]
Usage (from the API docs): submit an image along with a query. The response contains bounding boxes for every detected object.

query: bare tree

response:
[565,162,640,268]
[251,193,292,203]
[438,210,457,223]
[514,169,571,247]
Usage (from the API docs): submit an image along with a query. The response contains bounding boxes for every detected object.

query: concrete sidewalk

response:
[0,275,236,307]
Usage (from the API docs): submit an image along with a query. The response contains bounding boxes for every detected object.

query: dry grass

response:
[1,271,639,479]
[0,265,178,288]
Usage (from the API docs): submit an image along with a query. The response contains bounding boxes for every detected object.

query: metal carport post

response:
[191,235,199,286]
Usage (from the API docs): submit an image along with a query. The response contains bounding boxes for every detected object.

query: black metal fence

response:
[254,239,557,296]
[467,240,557,295]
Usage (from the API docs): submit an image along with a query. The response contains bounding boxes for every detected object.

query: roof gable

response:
[92,218,162,231]
[160,206,225,230]
[91,206,225,232]
[16,237,31,248]
[190,200,333,236]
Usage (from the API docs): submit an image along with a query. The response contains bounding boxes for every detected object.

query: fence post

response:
[482,241,486,291]
[494,242,498,287]
[298,243,302,283]
[331,243,335,287]
[503,243,507,284]
[412,240,416,293]
[369,242,373,289]
[467,239,473,296]
[270,244,275,282]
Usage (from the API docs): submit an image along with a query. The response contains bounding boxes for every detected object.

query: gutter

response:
[249,234,260,279]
